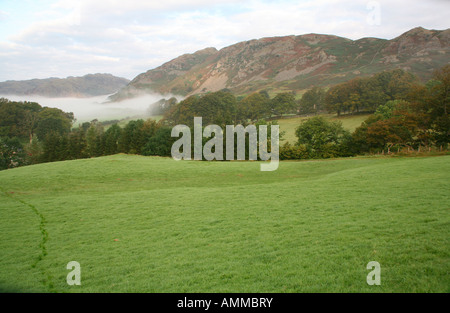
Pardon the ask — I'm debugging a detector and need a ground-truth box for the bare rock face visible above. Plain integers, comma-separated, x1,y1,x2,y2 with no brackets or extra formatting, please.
110,27,450,100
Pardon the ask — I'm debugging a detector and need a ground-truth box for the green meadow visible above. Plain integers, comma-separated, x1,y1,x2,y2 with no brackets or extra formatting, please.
277,113,371,144
0,154,449,292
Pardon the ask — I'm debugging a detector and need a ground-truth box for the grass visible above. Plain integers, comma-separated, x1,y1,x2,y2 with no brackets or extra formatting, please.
277,113,371,144
0,154,449,292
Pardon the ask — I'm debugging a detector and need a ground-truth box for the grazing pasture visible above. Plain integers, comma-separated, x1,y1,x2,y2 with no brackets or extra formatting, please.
0,154,448,292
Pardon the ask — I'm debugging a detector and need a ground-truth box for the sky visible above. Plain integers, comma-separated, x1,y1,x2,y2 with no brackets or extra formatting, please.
0,0,449,82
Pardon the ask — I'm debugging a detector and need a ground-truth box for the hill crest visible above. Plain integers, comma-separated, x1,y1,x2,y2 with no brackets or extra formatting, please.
110,27,449,101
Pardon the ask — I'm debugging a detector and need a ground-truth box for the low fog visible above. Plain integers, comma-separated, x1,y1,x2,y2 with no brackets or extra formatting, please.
1,93,180,125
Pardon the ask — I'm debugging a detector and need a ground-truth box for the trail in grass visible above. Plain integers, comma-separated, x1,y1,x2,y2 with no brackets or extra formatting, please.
0,187,55,292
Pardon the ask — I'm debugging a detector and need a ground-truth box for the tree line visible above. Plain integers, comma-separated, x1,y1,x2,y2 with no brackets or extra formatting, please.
282,65,449,159
159,90,298,126
0,97,179,169
0,65,448,170
159,67,424,122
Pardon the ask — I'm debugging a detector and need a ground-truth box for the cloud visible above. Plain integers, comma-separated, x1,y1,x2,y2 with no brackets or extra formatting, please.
0,0,449,82
0,10,10,20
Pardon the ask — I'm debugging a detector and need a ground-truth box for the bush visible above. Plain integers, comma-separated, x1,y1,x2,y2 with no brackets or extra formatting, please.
295,116,350,158
280,142,309,160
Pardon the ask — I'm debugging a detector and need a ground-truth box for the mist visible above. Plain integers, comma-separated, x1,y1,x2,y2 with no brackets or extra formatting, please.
1,93,181,125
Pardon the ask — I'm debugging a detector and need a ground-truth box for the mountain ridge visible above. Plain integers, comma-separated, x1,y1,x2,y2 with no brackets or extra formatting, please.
0,73,130,98
109,26,449,101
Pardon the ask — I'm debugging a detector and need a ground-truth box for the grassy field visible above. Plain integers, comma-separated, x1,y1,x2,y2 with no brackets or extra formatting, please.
0,154,449,293
278,114,372,144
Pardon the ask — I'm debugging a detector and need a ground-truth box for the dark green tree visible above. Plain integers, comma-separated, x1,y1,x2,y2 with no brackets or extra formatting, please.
118,120,147,154
35,107,73,140
142,127,175,156
299,87,326,115
237,92,270,122
41,132,64,163
103,124,122,155
295,116,350,158
67,129,87,160
270,92,296,117
86,121,104,157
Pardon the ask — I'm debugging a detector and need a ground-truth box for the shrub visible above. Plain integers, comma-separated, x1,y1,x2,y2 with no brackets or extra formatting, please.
280,142,309,160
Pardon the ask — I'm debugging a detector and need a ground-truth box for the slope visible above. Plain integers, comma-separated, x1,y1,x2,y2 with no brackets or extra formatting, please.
0,155,448,292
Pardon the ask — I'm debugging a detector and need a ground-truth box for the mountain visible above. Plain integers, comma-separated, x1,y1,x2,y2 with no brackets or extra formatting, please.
0,73,130,98
109,27,450,101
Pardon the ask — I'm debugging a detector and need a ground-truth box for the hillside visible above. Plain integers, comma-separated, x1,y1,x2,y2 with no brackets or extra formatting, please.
110,27,450,101
0,73,130,98
0,155,448,292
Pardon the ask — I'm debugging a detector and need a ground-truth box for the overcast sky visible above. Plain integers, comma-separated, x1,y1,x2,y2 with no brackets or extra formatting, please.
0,0,449,82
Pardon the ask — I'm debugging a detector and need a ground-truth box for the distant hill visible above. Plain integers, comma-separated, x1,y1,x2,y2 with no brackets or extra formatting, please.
0,73,130,98
109,26,450,101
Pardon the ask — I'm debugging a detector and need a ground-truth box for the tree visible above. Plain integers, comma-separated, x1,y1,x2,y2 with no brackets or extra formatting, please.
237,92,270,122
35,107,73,140
163,95,198,126
162,91,237,127
352,114,382,152
270,92,296,116
432,65,449,115
374,100,407,119
352,100,423,153
24,136,43,165
325,84,349,116
67,129,87,160
142,127,175,156
406,65,450,148
0,137,26,170
358,78,388,112
299,87,326,115
103,124,122,155
324,69,419,116
0,99,42,139
426,66,450,147
85,121,104,157
295,116,350,157
21,111,39,144
377,68,418,100
119,120,146,154
191,91,237,126
366,114,419,152
41,132,65,163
